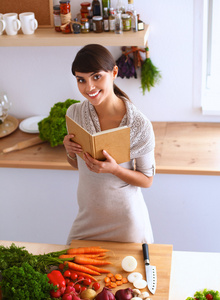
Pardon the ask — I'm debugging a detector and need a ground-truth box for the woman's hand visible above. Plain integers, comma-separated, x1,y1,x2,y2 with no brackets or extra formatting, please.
63,134,82,156
84,150,119,174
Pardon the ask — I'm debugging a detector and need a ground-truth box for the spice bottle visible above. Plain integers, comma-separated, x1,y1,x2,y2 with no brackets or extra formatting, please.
115,12,122,34
59,0,71,33
109,8,115,32
93,16,103,32
87,6,93,31
92,0,101,16
80,2,90,18
81,18,90,32
103,7,109,31
122,13,131,31
72,17,81,34
53,5,61,32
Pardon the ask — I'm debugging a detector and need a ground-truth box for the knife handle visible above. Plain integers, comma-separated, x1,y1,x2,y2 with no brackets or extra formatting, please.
142,243,150,265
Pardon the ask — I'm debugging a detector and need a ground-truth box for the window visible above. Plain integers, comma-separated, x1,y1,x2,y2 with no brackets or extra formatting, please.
201,0,220,115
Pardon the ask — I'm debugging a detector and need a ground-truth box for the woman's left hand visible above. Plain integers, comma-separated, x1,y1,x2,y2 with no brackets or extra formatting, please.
84,150,118,174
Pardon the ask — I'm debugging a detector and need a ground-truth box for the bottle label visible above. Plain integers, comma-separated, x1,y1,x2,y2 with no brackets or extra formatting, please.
109,19,115,31
104,19,109,31
54,15,61,26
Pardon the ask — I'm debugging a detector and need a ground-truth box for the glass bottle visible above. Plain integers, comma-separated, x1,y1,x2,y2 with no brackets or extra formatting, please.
109,7,115,32
59,0,71,33
103,7,109,31
115,12,122,34
132,9,138,32
92,0,101,16
72,17,81,34
126,0,135,14
87,6,93,31
102,0,110,15
53,5,61,32
80,2,90,18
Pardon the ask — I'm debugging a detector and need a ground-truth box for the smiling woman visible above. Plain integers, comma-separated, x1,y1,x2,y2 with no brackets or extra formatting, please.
63,44,156,245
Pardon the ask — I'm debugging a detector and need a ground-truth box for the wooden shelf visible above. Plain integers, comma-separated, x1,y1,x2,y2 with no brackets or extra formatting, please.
0,25,149,47
1,120,220,175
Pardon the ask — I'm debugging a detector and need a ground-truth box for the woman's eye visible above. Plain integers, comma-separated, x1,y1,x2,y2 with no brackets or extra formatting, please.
77,78,85,83
94,74,101,80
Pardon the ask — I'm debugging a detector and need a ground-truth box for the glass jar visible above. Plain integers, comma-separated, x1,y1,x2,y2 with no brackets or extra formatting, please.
53,5,61,32
81,18,90,33
92,16,103,33
59,0,71,33
72,17,81,34
80,2,90,18
122,13,131,31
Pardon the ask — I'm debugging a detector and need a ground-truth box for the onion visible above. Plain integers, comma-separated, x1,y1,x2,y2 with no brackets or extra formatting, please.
96,287,115,300
115,288,133,300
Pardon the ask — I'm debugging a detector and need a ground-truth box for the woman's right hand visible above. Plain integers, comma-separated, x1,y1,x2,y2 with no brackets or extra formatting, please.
63,134,82,156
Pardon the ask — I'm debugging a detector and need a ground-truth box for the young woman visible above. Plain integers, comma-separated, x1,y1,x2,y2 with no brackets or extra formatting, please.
63,44,155,244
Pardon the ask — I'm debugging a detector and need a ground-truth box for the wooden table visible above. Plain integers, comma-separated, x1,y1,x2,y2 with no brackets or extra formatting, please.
1,120,220,175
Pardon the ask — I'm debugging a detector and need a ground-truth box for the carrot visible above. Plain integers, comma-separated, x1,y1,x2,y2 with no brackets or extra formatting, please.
121,278,128,284
104,277,111,283
115,274,122,280
69,270,98,282
67,247,109,255
107,273,114,277
65,261,101,275
110,276,116,282
116,281,123,286
74,255,112,266
59,254,103,259
84,265,111,273
110,282,117,288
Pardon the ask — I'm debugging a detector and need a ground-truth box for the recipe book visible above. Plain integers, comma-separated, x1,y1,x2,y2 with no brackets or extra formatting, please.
66,115,130,164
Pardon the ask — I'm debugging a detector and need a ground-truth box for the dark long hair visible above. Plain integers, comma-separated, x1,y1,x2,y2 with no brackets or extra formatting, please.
72,44,130,101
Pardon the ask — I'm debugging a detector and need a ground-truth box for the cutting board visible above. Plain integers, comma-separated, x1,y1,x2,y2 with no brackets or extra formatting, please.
70,240,173,300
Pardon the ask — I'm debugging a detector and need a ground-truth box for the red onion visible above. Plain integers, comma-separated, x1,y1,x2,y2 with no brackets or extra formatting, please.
115,288,133,300
96,287,115,300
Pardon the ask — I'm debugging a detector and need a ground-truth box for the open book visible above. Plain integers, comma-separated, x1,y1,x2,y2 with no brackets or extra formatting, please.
66,115,130,164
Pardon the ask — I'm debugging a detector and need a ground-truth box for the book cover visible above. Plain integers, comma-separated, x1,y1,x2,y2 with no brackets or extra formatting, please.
66,115,130,164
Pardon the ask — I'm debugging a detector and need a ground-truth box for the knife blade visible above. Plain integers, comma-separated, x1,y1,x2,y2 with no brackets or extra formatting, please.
142,243,157,294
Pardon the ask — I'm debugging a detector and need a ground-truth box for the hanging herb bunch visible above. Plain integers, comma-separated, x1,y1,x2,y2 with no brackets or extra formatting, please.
116,45,162,95
141,46,162,95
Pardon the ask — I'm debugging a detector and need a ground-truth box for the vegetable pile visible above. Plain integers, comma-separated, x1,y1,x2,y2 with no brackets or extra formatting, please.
186,289,220,300
38,99,80,147
0,244,151,300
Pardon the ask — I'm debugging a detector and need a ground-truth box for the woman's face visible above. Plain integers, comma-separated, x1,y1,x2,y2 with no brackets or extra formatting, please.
75,66,118,107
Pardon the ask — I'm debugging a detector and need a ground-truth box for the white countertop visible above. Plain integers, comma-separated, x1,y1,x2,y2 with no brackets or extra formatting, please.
1,241,220,299
169,250,220,299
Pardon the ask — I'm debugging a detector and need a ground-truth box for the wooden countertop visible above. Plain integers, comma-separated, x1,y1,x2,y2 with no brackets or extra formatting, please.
1,120,220,175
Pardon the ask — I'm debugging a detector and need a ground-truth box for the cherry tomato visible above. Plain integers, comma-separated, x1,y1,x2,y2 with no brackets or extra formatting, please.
67,281,75,287
78,275,84,281
50,289,62,298
64,270,72,278
92,282,101,291
81,286,87,292
65,278,70,285
206,294,213,300
74,283,81,293
83,278,92,286
71,272,78,281
59,263,65,270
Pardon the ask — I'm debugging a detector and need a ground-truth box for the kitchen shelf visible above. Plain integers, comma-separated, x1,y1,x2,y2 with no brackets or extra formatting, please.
1,121,220,175
0,25,149,47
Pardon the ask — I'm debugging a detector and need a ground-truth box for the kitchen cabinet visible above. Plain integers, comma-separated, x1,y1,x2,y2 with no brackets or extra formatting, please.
0,26,149,47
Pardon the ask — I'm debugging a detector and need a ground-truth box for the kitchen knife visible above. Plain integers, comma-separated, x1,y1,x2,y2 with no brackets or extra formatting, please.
142,243,157,294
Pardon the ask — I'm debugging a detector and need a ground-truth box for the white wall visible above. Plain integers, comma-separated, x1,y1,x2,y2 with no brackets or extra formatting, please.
1,0,220,252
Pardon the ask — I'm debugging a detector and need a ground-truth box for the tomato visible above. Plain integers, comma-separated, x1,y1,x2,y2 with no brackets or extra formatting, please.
206,294,213,300
64,270,72,278
71,272,78,281
83,278,92,286
59,263,65,270
81,286,87,292
92,282,101,291
74,283,81,293
65,278,70,285
78,275,84,281
50,289,62,298
67,281,75,287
